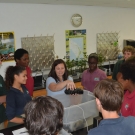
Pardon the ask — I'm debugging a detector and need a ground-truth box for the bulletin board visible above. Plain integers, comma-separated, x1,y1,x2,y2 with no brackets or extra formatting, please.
65,29,86,60
0,32,15,61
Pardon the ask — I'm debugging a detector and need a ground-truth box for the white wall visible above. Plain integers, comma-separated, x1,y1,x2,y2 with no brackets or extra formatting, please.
0,3,135,77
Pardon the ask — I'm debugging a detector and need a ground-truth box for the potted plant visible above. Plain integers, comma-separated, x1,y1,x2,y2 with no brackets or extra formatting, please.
65,60,72,75
65,54,88,77
97,53,106,68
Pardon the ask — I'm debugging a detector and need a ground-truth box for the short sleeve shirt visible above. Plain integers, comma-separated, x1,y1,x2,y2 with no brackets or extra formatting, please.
6,85,32,120
46,76,73,97
88,116,135,135
25,66,34,96
121,90,135,117
81,68,107,92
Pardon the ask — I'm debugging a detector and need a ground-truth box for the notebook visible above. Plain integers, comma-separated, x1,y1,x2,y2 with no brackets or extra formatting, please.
12,127,28,135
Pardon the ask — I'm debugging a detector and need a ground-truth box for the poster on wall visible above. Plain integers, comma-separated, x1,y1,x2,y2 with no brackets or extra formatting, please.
0,32,15,62
65,29,86,60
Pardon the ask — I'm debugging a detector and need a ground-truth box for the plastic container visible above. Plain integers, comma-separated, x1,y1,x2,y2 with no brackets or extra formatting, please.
59,128,72,135
53,90,99,132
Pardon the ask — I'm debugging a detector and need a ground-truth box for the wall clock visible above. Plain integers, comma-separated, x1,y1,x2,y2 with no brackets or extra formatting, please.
71,14,82,27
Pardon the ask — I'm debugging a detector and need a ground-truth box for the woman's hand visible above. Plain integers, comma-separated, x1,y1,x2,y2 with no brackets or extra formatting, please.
10,117,24,124
48,78,76,92
66,80,76,90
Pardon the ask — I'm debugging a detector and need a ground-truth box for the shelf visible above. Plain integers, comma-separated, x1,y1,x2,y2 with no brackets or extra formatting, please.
102,60,117,66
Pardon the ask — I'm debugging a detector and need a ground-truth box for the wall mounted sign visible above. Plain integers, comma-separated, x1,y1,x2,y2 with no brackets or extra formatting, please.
0,32,15,61
65,29,86,60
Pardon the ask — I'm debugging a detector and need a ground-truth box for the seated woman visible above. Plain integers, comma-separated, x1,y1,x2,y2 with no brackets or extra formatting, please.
46,59,76,97
5,66,32,127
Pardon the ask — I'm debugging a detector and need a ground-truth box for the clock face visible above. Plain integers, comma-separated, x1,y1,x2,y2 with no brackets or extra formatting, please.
71,14,82,27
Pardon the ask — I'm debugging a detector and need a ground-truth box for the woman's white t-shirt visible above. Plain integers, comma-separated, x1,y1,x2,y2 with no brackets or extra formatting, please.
46,76,73,97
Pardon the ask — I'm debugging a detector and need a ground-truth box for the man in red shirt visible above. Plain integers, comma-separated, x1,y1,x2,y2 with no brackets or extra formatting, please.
117,56,135,116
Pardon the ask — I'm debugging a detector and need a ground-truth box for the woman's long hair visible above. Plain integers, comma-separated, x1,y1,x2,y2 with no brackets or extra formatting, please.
48,59,68,82
5,66,26,89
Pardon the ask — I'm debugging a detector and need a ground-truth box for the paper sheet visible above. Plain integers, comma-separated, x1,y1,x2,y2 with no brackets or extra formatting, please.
12,127,29,135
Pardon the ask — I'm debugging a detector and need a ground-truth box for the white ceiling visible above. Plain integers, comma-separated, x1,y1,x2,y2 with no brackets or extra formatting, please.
0,0,135,9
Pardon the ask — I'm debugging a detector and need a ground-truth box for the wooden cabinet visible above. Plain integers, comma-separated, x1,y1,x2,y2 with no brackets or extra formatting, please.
75,82,83,89
33,89,47,97
107,76,112,79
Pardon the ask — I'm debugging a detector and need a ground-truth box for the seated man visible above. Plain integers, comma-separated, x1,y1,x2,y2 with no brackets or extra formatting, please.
88,79,135,135
24,96,64,135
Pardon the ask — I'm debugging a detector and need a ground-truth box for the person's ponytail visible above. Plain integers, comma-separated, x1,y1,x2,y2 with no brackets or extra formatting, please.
5,66,26,89
5,66,14,89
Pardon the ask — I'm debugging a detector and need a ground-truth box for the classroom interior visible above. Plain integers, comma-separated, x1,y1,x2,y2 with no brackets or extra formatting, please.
0,0,135,134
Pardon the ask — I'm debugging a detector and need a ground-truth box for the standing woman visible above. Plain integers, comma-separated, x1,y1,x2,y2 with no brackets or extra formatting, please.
14,48,34,96
5,66,32,127
46,59,76,97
